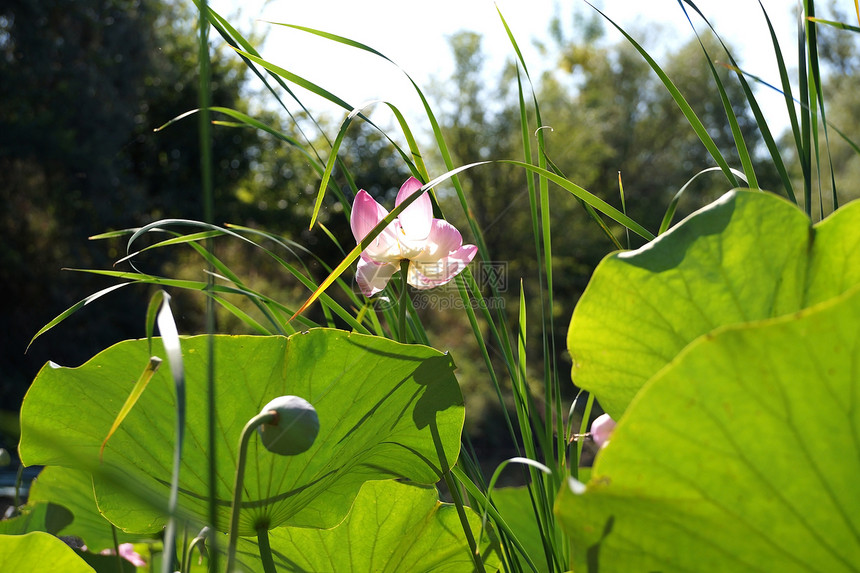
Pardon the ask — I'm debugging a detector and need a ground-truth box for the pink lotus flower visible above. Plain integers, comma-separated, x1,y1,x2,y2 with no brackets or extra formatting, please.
590,413,616,448
99,543,147,567
351,177,478,297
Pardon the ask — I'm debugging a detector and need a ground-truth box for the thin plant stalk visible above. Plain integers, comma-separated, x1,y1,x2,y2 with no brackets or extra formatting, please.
195,0,220,569
111,525,123,573
399,259,409,343
158,294,186,573
256,527,278,573
225,411,278,572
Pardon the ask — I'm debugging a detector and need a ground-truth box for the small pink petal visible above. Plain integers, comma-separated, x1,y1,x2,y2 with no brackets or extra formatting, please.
409,245,477,289
351,190,398,257
350,190,385,242
591,413,616,448
395,177,432,241
118,544,147,567
412,219,466,262
356,255,398,297
100,543,147,567
448,244,478,266
406,262,440,290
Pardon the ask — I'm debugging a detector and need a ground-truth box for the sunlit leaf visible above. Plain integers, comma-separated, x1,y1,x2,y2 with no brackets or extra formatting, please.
557,284,860,572
491,486,548,570
19,330,464,537
100,357,162,460
27,466,148,552
235,480,501,572
0,532,95,572
0,501,72,536
568,191,860,417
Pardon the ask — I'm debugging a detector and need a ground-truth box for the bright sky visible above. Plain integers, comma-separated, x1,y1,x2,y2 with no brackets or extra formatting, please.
211,0,801,131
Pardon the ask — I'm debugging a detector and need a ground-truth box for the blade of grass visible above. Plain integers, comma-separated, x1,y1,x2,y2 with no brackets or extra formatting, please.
196,0,332,156
659,166,748,234
710,57,796,201
499,161,655,240
156,107,325,174
310,104,365,230
807,16,860,32
156,292,185,573
195,4,220,561
309,98,432,229
479,457,552,568
514,68,563,485
618,172,630,250
209,293,286,335
585,1,739,188
262,22,431,183
798,0,813,215
26,283,132,350
116,224,289,334
222,224,380,335
119,219,370,332
228,48,420,221
512,285,538,467
513,284,561,573
575,393,596,476
805,5,839,214
502,14,576,513
100,356,162,461
203,3,394,227
720,63,860,159
68,268,319,330
453,276,518,450
112,230,224,266
544,154,624,250
450,466,542,573
264,23,433,180
678,1,758,189
753,0,803,170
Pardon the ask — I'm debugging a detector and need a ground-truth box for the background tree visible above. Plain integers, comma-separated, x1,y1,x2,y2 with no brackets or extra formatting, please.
784,1,860,210
0,0,260,411
543,16,783,233
427,15,785,438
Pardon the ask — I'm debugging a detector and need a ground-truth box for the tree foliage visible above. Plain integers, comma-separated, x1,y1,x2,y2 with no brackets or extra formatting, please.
0,0,259,409
429,16,785,420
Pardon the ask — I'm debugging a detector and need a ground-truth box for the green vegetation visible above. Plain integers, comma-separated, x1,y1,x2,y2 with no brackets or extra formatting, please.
2,0,860,571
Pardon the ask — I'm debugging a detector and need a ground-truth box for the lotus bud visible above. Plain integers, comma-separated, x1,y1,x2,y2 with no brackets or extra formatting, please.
590,413,616,448
257,396,319,456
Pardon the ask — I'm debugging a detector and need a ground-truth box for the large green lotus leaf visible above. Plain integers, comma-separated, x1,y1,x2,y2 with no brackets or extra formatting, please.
567,191,860,417
491,486,547,571
234,480,502,572
19,329,464,536
0,501,72,536
0,532,95,572
27,466,148,551
556,284,860,572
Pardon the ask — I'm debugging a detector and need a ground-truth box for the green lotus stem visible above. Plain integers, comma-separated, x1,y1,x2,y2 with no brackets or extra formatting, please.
442,470,485,572
256,526,278,573
111,524,122,573
226,410,277,572
12,464,23,516
182,527,210,573
399,259,409,342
